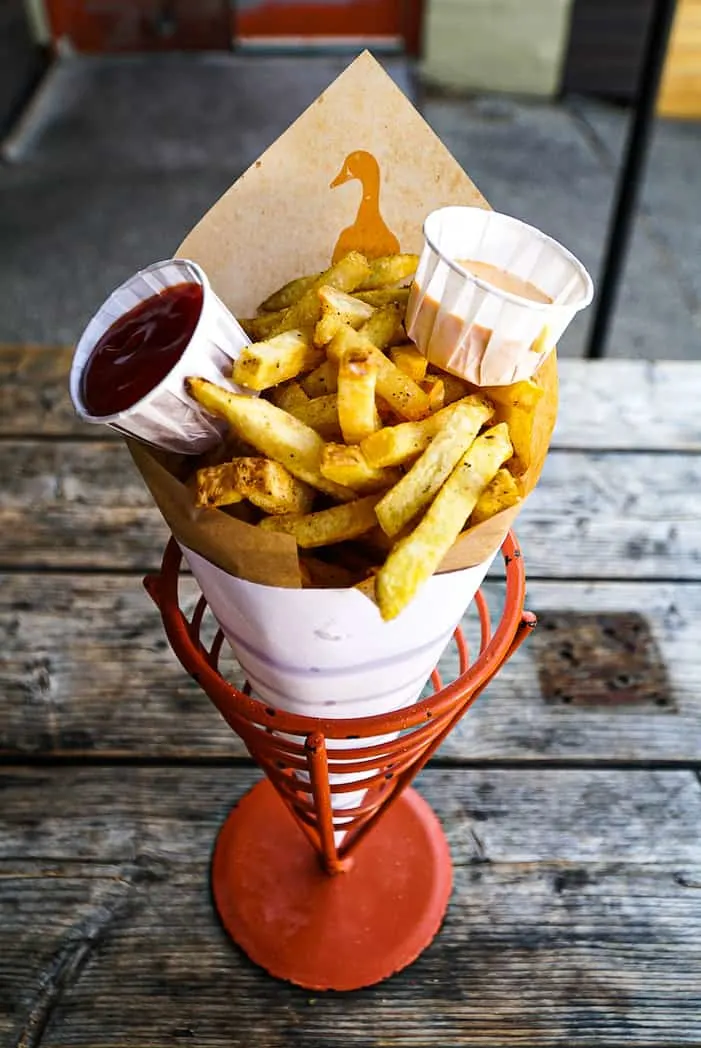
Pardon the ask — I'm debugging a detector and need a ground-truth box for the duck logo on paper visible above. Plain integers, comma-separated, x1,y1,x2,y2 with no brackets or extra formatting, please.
330,151,400,262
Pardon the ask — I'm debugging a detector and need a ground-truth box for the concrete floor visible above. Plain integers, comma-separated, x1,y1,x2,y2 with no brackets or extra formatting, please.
1,53,700,359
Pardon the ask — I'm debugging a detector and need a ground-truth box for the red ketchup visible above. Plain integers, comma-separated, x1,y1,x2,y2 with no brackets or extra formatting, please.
80,281,203,417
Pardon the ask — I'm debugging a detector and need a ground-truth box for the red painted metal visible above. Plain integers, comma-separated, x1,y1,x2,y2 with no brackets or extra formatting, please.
144,530,533,989
233,0,405,43
45,1,231,53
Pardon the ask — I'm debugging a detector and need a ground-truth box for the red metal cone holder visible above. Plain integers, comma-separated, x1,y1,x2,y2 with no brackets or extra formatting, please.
145,531,534,991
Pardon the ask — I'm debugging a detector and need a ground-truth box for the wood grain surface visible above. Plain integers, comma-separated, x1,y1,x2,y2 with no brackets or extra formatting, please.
2,574,700,762
4,347,701,1047
2,766,700,1048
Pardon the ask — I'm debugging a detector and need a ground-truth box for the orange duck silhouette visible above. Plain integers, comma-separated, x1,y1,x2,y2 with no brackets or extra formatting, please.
330,150,400,262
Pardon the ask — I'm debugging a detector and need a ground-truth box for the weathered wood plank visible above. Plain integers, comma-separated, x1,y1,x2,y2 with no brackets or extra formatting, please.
2,766,700,1047
4,440,701,578
2,346,701,451
555,360,701,451
2,575,700,762
4,440,168,570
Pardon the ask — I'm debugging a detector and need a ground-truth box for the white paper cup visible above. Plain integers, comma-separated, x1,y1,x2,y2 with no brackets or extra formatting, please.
406,206,593,386
181,543,498,839
69,258,253,454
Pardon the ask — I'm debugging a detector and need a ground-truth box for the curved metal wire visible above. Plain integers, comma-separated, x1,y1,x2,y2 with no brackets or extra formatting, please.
144,532,533,873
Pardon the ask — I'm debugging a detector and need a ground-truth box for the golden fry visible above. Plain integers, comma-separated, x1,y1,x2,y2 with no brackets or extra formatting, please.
358,254,418,290
481,378,543,474
232,329,323,390
314,286,374,346
360,407,457,469
194,464,244,508
320,443,400,494
360,394,492,468
328,325,430,421
259,273,318,312
354,287,410,308
337,347,380,444
357,303,405,350
269,380,310,412
482,378,543,413
240,309,287,342
436,371,472,405
375,399,494,537
195,457,314,515
268,252,371,337
376,424,513,620
258,495,381,548
389,344,427,383
185,378,354,501
422,376,445,413
469,468,521,525
300,359,338,397
286,393,341,441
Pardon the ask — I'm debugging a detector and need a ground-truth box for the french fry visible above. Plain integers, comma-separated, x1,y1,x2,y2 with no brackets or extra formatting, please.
300,359,338,397
196,457,314,515
328,325,430,421
359,394,492,468
357,303,405,350
430,369,471,405
375,399,495,537
337,347,380,444
422,376,445,413
354,287,410,308
232,329,323,390
240,309,287,342
469,468,521,525
390,344,427,383
481,378,544,474
320,443,400,494
185,378,355,501
286,393,341,441
482,378,544,413
269,379,310,412
194,464,244,508
358,253,418,290
258,495,381,548
376,424,513,620
259,273,319,312
268,252,371,337
314,286,374,346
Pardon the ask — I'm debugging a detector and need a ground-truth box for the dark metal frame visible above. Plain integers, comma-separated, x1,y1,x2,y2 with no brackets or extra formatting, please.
586,0,678,358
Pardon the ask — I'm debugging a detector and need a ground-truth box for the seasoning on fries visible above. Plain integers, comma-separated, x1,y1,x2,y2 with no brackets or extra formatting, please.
186,249,541,619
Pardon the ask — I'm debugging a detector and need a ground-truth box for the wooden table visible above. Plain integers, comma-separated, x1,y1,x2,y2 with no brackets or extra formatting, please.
2,349,701,1047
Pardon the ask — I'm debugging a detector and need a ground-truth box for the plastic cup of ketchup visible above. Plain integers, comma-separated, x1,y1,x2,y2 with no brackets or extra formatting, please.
69,258,253,454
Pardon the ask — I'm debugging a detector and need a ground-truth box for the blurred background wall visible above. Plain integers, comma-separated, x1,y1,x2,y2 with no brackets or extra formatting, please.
5,0,700,117
2,0,699,358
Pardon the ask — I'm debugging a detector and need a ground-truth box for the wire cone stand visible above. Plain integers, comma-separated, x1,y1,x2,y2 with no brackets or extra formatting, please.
145,532,534,991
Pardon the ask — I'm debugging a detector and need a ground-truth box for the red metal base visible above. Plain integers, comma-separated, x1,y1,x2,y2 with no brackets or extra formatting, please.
211,779,452,991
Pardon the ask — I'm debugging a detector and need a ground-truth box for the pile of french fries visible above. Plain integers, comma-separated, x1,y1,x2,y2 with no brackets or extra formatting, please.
186,250,543,620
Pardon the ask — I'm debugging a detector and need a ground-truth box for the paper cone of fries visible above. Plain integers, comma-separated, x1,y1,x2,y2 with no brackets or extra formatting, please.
112,53,560,821
181,541,497,840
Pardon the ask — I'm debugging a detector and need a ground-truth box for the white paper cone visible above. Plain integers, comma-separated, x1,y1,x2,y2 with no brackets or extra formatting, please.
181,543,498,841
406,206,593,386
69,259,253,454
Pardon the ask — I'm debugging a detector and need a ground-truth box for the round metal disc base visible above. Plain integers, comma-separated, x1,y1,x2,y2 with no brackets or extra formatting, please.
211,779,453,991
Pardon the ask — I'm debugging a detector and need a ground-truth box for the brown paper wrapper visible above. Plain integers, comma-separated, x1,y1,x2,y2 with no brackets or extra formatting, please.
128,51,558,589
